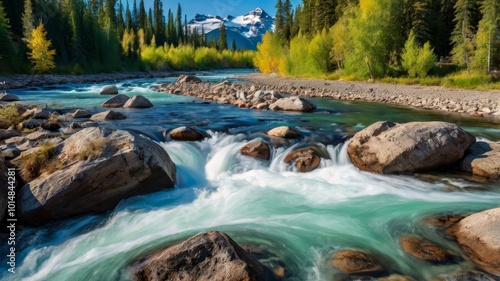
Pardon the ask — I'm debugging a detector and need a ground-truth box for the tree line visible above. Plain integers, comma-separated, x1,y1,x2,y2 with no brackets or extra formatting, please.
256,0,500,80
0,0,247,74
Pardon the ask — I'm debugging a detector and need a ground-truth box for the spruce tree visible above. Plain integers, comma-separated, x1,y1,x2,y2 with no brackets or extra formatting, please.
176,4,184,44
22,0,34,41
451,0,476,70
219,23,227,50
471,0,499,72
283,0,292,42
146,8,153,45
0,0,16,72
138,0,147,31
125,1,133,30
231,39,237,51
275,0,284,40
117,0,125,39
153,0,166,46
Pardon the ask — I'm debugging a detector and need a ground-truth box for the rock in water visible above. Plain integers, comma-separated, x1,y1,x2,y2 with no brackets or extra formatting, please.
347,121,476,174
267,126,301,138
451,207,500,275
330,250,383,274
18,127,176,225
399,236,453,263
269,97,317,112
131,231,279,281
241,140,271,160
99,85,118,95
460,141,500,180
123,95,154,108
91,110,127,120
169,126,205,141
284,147,323,173
176,75,202,84
0,93,20,102
102,94,130,108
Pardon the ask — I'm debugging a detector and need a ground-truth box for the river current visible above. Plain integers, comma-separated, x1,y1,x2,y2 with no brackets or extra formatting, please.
2,70,500,280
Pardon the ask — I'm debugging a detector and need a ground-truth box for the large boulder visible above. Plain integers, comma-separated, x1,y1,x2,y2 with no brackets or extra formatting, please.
72,109,92,119
267,126,301,139
347,121,476,174
169,126,205,141
176,75,202,84
241,140,271,160
451,207,500,275
99,85,118,95
284,147,323,173
269,97,317,112
460,141,500,180
399,236,453,263
131,231,279,281
330,250,383,275
91,110,127,120
102,94,130,108
18,127,176,224
123,95,154,109
0,93,20,102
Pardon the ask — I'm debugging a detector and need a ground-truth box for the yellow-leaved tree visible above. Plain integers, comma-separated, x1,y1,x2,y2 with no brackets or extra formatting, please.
26,22,56,73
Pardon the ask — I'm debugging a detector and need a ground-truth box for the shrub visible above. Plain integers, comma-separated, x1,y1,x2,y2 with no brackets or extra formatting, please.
20,142,58,181
401,30,437,78
75,138,107,161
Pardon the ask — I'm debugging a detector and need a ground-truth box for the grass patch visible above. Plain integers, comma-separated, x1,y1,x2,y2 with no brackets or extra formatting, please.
74,138,107,161
442,73,500,90
20,142,60,182
0,105,27,127
380,77,442,86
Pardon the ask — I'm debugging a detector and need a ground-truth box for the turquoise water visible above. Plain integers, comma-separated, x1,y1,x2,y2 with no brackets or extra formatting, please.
2,70,500,280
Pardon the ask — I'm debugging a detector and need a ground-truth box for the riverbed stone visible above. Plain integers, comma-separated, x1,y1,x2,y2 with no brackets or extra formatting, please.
267,126,301,139
240,140,270,160
91,110,127,120
347,121,476,174
20,119,49,129
460,141,500,180
169,126,204,141
451,207,500,275
41,122,61,132
123,95,154,108
0,129,22,140
18,127,176,225
399,236,453,263
0,93,20,102
131,231,279,281
102,94,130,108
284,147,323,173
72,109,92,119
176,75,202,84
269,97,317,112
99,85,118,95
2,147,20,160
330,250,384,274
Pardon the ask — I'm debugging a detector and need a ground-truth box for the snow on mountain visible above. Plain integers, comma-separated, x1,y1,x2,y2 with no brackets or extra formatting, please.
187,7,274,50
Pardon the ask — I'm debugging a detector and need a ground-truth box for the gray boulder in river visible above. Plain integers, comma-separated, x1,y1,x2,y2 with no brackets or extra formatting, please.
347,121,476,174
123,95,154,108
130,231,280,281
99,85,118,95
460,141,500,180
269,96,317,112
18,127,176,225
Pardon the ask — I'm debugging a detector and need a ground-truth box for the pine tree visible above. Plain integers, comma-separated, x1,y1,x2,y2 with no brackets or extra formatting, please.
231,39,237,51
219,23,227,50
471,0,499,73
26,22,56,73
133,0,138,28
167,9,176,45
105,0,117,29
117,0,125,39
138,0,147,30
146,8,153,45
451,0,476,70
125,1,133,30
275,0,284,40
176,3,184,44
283,0,292,42
0,0,16,71
22,0,34,41
153,0,166,46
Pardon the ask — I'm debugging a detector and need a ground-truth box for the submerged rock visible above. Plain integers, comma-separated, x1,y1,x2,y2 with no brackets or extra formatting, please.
102,94,130,108
347,121,476,174
267,126,301,139
269,97,317,112
169,126,204,141
18,127,176,225
284,147,323,173
460,141,500,180
399,236,454,263
241,140,271,160
131,231,279,281
451,207,500,275
99,85,118,95
0,93,20,102
330,250,384,275
176,75,202,84
91,110,127,120
123,95,154,109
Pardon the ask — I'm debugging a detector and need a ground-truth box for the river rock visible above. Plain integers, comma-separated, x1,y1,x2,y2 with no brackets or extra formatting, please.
91,110,127,120
347,121,476,174
18,127,176,225
399,236,453,263
330,250,383,274
169,126,204,141
240,140,270,160
451,207,500,275
460,141,500,180
0,129,22,140
284,147,322,173
254,90,283,101
2,147,21,160
267,126,301,138
176,75,202,84
269,97,317,112
131,231,279,281
376,274,416,281
0,93,20,102
41,122,61,131
102,94,130,108
123,95,154,108
20,119,48,129
22,108,51,119
99,85,118,95
72,109,92,118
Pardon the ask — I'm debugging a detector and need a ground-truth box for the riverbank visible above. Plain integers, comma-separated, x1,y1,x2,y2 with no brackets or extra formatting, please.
239,73,500,121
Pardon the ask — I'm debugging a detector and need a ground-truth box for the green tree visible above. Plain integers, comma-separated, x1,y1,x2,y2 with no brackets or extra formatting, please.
26,22,56,73
231,39,237,51
0,0,16,72
401,29,437,77
470,0,499,73
138,0,147,30
153,0,166,46
219,23,227,50
22,0,34,40
450,0,476,70
176,3,184,44
117,0,125,39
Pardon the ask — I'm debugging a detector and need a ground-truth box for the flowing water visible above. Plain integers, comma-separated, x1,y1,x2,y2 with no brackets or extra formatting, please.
2,70,500,281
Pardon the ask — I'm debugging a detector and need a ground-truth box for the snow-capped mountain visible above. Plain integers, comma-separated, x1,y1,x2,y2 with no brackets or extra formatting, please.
187,8,274,50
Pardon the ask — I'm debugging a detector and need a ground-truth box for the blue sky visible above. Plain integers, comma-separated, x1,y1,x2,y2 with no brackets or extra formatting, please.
132,0,302,20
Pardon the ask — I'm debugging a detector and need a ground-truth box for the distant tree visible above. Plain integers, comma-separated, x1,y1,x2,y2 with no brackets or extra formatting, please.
275,0,284,40
138,0,147,30
125,1,133,30
471,0,499,73
176,4,183,44
283,0,292,42
153,0,166,46
0,0,16,71
117,0,125,39
21,0,34,41
26,22,56,73
451,0,476,71
219,23,227,50
401,29,437,77
231,39,237,51
146,8,153,44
